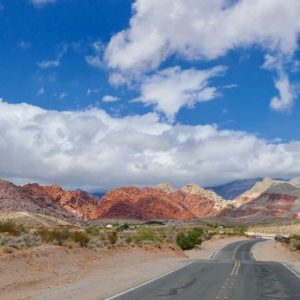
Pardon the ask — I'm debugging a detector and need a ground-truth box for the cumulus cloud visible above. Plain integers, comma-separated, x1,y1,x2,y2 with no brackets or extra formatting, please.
105,0,300,71
136,66,226,120
105,0,300,112
1,99,300,190
102,95,120,103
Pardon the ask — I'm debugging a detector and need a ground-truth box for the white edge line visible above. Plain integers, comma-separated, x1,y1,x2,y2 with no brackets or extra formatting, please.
105,260,195,300
209,250,216,260
282,263,300,279
250,244,256,261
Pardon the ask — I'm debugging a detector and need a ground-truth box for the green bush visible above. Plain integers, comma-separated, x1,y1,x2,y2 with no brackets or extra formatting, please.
117,224,129,231
85,226,101,236
176,228,203,250
234,225,248,236
0,221,22,236
133,227,162,243
144,221,165,226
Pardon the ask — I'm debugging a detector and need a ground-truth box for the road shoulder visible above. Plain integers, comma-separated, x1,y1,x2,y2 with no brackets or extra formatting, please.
252,239,300,275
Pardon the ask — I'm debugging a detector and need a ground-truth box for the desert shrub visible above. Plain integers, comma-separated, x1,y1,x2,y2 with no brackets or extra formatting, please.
37,229,89,247
132,227,162,243
234,225,248,236
176,228,203,250
85,226,101,236
144,221,165,226
0,221,22,236
117,224,129,231
107,230,118,245
72,231,90,247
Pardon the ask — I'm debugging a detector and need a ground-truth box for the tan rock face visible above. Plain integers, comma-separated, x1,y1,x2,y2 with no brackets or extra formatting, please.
232,177,283,207
221,182,300,219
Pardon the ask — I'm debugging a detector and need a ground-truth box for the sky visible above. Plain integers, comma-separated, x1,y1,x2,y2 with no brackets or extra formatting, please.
1,0,300,191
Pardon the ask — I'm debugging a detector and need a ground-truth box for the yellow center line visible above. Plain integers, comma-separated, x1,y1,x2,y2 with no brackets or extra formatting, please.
234,260,241,276
230,260,241,276
230,260,238,276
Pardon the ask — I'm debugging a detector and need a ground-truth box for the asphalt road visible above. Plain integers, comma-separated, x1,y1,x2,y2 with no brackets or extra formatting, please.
108,239,300,300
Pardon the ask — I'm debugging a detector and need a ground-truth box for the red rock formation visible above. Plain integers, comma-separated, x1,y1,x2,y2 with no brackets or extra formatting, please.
23,184,100,220
0,180,76,220
97,184,224,220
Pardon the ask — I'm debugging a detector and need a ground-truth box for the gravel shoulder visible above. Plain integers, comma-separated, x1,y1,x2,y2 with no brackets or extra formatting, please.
252,239,300,274
0,236,244,300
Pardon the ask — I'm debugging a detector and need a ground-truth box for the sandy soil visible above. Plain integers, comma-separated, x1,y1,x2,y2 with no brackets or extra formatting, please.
185,236,247,259
0,236,244,300
253,240,300,274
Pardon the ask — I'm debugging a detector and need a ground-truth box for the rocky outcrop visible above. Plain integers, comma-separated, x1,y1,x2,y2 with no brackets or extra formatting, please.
221,182,300,219
23,184,100,220
1,177,300,221
0,180,76,220
98,183,228,220
0,180,100,221
232,177,283,207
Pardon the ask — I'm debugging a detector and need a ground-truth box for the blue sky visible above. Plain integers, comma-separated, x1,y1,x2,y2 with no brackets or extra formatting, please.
1,0,300,190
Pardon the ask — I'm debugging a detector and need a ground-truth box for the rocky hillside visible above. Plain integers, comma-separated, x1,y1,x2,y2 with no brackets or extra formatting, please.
1,177,300,221
0,180,100,221
232,177,283,206
222,180,300,219
95,183,228,220
23,184,100,220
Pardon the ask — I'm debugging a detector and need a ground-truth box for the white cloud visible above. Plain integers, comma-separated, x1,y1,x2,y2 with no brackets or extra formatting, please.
37,45,67,69
37,59,60,68
105,0,300,112
1,99,300,190
30,0,56,7
102,95,120,103
270,75,295,111
262,54,298,111
136,66,225,120
85,55,103,69
106,0,300,72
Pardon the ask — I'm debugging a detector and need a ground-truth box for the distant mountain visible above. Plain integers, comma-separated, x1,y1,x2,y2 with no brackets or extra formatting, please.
222,181,300,219
208,178,263,200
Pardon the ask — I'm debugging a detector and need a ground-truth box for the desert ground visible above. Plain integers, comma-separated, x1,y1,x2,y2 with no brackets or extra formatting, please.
0,236,244,300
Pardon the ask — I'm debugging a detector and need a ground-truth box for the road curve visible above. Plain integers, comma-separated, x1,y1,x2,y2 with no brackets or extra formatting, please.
107,239,300,300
